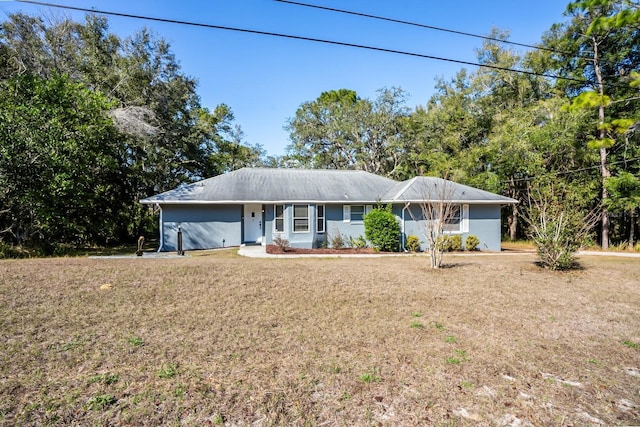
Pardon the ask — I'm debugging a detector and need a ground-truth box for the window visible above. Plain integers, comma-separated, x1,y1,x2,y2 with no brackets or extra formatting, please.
293,204,309,232
274,204,284,233
343,205,373,223
443,205,461,232
350,205,365,222
317,205,325,233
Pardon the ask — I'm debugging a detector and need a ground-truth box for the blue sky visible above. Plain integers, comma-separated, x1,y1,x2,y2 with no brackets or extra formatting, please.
1,0,571,156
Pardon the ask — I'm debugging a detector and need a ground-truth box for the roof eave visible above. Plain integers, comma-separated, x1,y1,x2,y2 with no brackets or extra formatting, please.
140,199,388,205
384,199,519,205
141,198,518,205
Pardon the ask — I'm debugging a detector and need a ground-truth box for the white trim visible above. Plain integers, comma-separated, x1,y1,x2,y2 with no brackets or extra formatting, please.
388,199,517,205
390,176,419,200
343,205,350,223
158,205,164,252
442,204,462,234
292,204,310,233
401,202,411,251
142,198,517,205
273,204,285,234
462,204,469,233
316,204,326,233
365,205,373,214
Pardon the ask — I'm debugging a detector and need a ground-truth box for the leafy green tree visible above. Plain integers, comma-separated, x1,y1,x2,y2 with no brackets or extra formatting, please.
286,87,410,177
0,12,264,249
405,32,561,240
0,74,127,249
286,89,361,170
479,97,596,239
540,0,640,248
404,69,484,182
604,171,640,247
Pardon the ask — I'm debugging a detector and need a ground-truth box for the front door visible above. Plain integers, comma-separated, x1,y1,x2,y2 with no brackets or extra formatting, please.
243,204,262,243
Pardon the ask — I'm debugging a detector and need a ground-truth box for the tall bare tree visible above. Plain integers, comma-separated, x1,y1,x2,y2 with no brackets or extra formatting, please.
407,177,459,269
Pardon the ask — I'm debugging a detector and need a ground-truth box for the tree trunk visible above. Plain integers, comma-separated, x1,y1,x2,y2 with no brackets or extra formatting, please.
507,178,518,241
593,37,610,249
509,203,518,241
600,146,610,249
630,210,636,250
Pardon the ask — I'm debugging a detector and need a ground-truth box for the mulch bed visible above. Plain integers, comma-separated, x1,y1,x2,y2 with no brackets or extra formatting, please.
266,245,384,254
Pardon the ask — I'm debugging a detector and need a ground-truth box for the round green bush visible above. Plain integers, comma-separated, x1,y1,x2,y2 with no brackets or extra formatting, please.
449,235,462,251
364,206,400,252
465,235,480,251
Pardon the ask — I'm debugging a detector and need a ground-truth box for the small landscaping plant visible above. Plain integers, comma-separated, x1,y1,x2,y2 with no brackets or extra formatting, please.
465,235,480,251
328,230,347,249
272,235,290,252
449,235,462,251
436,235,462,252
435,236,450,252
406,235,421,252
349,235,367,250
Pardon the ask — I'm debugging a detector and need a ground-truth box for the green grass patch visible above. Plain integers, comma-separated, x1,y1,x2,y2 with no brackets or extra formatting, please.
86,394,117,411
431,321,445,331
128,337,144,346
88,373,119,385
157,364,177,379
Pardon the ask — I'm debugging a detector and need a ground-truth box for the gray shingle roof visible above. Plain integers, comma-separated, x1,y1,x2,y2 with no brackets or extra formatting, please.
382,176,518,204
140,168,517,205
140,168,398,204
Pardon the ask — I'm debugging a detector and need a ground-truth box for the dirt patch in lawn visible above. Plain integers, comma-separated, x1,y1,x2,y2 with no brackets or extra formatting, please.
0,252,638,426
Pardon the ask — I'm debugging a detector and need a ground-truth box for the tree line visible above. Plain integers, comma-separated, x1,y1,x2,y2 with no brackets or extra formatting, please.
285,0,640,248
0,13,266,253
1,0,638,254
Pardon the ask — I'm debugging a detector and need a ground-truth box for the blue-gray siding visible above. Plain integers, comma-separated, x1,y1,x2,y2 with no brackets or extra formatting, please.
399,204,502,251
467,204,502,251
161,204,241,251
158,202,504,252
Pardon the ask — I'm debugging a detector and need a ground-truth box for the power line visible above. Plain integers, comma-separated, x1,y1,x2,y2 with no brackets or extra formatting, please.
14,0,597,87
275,0,593,61
501,156,640,185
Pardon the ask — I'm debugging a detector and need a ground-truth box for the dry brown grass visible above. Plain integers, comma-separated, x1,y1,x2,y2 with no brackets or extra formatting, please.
0,251,639,426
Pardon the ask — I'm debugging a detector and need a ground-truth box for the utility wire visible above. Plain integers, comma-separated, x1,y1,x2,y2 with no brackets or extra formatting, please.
275,0,593,61
14,0,597,87
500,156,640,184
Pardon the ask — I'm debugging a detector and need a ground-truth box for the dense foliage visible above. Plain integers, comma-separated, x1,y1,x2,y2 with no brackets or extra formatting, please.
0,14,265,253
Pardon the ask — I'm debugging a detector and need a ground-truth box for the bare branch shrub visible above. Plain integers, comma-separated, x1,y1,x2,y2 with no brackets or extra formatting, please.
272,235,290,252
328,229,347,249
408,177,458,269
524,184,599,270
